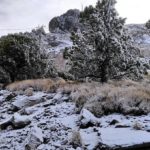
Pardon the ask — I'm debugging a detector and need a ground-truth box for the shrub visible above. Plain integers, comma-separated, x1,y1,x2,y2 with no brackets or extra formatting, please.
0,33,56,83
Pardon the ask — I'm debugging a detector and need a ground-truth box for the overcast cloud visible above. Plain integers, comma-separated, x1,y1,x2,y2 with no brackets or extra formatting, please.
0,0,150,36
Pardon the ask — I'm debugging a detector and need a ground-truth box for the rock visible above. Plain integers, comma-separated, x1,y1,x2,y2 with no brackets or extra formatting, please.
46,94,55,100
109,119,119,125
5,93,16,101
133,122,143,130
61,96,69,102
9,105,20,112
0,118,13,130
53,92,63,101
12,113,31,129
25,126,44,150
49,9,82,33
12,93,46,110
99,128,150,150
24,88,33,96
79,109,100,128
0,113,31,130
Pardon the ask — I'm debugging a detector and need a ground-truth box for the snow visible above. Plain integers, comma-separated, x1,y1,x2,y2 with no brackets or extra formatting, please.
100,128,150,147
30,126,44,142
53,92,63,100
1,90,150,149
80,128,100,150
13,112,30,123
80,108,99,125
142,34,150,44
59,114,78,129
12,92,47,109
48,33,72,54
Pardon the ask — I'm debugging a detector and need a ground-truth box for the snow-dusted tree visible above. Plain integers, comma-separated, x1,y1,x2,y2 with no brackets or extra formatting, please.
64,0,143,82
0,32,57,83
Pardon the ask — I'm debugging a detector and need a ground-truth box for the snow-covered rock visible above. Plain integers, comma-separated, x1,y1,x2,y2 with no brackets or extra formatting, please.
12,92,47,109
25,126,44,150
49,9,81,33
99,128,150,149
0,113,31,130
79,109,100,128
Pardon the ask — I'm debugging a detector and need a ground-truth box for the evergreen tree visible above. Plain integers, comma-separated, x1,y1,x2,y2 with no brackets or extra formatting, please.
64,0,143,82
0,33,57,83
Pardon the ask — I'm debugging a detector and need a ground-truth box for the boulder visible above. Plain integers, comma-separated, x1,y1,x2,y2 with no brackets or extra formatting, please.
49,9,82,33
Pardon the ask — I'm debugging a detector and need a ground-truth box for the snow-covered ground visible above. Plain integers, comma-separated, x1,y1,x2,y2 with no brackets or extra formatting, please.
1,90,150,150
49,33,72,54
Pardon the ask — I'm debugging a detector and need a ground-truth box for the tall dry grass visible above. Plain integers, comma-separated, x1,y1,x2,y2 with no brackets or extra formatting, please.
58,79,150,116
5,77,150,116
6,78,67,92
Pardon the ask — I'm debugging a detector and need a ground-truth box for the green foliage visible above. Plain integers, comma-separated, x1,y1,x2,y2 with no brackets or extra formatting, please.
0,33,55,83
80,5,94,21
65,0,143,82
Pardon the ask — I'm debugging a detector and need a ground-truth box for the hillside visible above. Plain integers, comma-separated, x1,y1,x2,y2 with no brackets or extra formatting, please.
0,5,150,150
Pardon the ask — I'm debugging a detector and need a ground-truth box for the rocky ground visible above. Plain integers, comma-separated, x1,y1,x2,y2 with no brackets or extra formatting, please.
1,89,150,150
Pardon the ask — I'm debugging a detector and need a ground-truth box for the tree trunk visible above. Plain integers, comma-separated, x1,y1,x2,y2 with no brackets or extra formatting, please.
100,57,109,83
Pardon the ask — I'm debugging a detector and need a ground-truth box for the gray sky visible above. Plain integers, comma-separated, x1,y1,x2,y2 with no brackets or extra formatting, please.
0,0,150,36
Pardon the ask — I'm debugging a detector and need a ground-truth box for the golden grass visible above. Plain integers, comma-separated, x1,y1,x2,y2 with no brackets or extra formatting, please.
6,78,68,92
58,79,150,116
5,77,150,116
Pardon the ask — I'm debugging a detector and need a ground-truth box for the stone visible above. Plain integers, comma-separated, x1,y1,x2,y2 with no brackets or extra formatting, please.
109,119,119,125
25,126,44,150
0,113,31,130
5,93,16,101
49,9,82,33
79,109,100,129
24,88,33,96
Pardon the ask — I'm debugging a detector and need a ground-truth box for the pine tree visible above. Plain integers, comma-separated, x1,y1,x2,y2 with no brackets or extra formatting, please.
64,0,143,82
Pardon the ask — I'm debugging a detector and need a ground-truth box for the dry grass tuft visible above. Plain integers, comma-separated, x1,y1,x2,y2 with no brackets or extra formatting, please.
6,78,69,92
59,79,150,116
